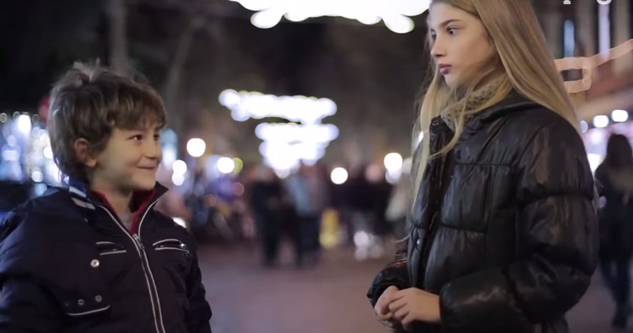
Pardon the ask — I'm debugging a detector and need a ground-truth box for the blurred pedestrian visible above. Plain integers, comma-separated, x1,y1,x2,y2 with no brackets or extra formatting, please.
250,165,285,267
596,134,633,330
285,164,329,265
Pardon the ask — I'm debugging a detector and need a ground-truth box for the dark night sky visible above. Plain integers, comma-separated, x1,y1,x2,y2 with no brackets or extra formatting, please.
0,0,107,108
0,0,429,164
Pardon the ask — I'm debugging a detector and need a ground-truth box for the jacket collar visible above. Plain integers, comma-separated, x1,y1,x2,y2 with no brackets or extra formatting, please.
429,91,541,134
464,91,540,131
67,177,167,215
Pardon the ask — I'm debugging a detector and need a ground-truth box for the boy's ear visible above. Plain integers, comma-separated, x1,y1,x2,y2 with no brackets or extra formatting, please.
73,138,97,168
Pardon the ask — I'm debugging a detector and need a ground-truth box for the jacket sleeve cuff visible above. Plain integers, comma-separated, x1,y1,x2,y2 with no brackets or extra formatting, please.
367,260,409,306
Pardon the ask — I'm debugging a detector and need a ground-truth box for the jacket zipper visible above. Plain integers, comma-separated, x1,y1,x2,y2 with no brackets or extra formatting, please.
137,204,168,333
419,158,446,285
97,201,166,333
418,124,448,287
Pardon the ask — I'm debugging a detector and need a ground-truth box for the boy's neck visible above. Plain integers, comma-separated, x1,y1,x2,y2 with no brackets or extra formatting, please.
89,179,133,219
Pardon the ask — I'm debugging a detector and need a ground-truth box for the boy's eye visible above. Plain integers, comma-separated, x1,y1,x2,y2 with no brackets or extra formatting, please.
131,135,143,141
154,134,161,141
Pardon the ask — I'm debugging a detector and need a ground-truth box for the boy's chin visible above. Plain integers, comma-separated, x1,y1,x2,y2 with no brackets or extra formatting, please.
130,179,157,192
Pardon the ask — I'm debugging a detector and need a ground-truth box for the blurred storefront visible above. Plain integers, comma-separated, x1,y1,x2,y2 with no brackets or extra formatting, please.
540,0,633,119
0,111,56,217
539,1,633,172
0,112,59,186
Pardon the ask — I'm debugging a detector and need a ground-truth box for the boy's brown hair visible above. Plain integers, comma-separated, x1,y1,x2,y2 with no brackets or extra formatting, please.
48,62,167,182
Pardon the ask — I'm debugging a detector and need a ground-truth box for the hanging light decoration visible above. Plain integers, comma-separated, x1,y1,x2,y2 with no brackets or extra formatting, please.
230,0,430,34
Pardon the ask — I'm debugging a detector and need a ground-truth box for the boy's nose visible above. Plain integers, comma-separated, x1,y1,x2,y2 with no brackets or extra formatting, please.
143,141,161,160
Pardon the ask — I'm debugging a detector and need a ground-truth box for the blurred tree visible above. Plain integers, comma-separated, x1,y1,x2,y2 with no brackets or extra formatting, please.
0,0,107,109
106,0,130,75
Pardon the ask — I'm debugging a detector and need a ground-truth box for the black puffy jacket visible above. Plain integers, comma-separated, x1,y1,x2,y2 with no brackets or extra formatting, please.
0,180,212,333
368,93,599,333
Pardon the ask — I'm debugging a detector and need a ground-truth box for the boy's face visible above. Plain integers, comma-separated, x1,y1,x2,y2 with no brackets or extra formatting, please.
88,125,162,193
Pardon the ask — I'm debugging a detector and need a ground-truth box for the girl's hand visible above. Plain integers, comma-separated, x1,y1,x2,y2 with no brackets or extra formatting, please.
388,288,441,327
374,286,399,321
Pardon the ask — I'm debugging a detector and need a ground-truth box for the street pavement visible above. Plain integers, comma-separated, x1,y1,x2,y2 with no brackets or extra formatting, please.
198,244,624,333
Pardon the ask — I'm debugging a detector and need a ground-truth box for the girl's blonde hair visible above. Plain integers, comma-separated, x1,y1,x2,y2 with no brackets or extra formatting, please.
413,0,577,196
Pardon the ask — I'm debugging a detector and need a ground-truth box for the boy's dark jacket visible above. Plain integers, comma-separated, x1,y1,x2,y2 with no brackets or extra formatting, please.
0,180,212,333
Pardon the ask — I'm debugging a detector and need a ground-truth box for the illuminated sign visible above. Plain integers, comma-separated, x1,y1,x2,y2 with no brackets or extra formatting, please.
555,39,633,94
220,89,339,172
220,89,336,124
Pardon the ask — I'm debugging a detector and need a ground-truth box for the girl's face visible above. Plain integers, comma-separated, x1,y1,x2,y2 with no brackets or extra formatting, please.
428,3,497,89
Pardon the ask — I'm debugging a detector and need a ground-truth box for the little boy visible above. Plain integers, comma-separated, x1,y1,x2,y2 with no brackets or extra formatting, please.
0,63,212,333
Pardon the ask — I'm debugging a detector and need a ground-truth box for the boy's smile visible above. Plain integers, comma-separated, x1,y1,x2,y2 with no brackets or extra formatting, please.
86,125,163,195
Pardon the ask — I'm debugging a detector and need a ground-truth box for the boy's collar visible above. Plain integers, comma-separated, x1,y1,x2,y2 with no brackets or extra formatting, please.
67,177,168,212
